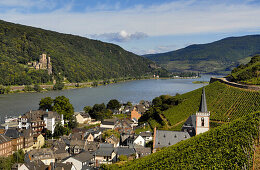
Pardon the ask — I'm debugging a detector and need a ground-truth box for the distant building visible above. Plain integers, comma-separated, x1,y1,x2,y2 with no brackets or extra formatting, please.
4,128,24,152
30,54,52,75
18,110,64,134
100,119,118,129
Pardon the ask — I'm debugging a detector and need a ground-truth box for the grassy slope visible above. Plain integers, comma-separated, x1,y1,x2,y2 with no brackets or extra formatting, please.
147,81,260,131
144,35,260,73
228,55,260,85
107,112,260,169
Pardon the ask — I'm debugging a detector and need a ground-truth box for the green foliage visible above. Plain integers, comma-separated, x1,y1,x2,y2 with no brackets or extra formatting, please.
126,101,132,106
68,116,78,129
92,81,98,87
23,85,34,92
53,82,64,90
0,20,163,86
106,113,260,169
0,85,10,94
88,103,112,121
228,55,260,85
53,123,68,137
12,150,25,163
33,84,42,92
161,81,260,130
83,106,92,113
107,99,121,110
39,97,53,111
118,155,128,162
144,35,260,73
0,157,12,170
53,96,74,120
102,129,120,140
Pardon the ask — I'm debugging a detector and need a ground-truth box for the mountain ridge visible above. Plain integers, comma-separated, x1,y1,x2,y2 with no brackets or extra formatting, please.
144,35,260,74
0,19,166,86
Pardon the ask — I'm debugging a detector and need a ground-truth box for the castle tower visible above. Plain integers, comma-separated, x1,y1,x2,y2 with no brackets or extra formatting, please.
47,56,52,75
196,87,210,135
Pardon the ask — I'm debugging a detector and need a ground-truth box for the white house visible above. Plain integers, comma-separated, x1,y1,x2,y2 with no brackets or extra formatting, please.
43,111,64,134
74,111,91,124
133,135,146,147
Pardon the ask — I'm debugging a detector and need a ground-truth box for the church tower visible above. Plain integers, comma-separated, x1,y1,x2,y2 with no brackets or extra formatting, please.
196,87,210,135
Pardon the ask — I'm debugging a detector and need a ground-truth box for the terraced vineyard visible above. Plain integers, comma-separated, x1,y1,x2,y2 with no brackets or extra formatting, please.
106,112,260,169
161,81,260,129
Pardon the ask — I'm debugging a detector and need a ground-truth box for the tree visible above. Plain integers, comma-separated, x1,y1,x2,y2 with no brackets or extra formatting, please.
83,106,92,113
53,123,66,137
12,150,25,163
89,103,112,120
126,101,132,106
53,82,64,90
33,84,42,92
68,116,78,129
53,96,74,120
39,97,53,111
107,99,121,110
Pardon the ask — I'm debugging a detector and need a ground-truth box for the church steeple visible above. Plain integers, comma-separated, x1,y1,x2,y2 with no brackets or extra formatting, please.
199,87,208,113
196,87,210,135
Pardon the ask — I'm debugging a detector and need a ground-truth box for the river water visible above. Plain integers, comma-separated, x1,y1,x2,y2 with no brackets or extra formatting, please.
0,75,220,121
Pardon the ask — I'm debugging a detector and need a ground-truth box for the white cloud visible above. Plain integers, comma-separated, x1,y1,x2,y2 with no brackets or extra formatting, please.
88,30,148,42
0,0,259,37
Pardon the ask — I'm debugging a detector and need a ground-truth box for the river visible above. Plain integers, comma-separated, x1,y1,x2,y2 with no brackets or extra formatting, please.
0,75,221,121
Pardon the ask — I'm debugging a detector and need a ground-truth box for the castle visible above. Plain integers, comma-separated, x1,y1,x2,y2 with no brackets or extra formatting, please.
29,54,52,75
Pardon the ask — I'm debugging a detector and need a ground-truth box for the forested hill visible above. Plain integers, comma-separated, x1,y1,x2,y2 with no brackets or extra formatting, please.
144,35,260,74
0,20,165,85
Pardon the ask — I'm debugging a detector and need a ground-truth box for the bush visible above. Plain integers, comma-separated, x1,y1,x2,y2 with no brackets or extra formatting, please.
53,82,64,90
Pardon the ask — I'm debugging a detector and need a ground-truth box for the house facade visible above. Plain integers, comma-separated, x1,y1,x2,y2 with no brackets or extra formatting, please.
0,134,12,157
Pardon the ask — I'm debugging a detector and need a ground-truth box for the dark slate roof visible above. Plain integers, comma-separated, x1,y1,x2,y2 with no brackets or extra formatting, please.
50,162,73,170
139,131,152,137
101,119,118,125
21,128,33,138
73,151,94,162
199,87,208,113
154,130,190,149
134,146,151,157
23,160,48,170
95,143,114,156
115,147,136,156
183,115,196,127
0,134,11,144
4,128,20,139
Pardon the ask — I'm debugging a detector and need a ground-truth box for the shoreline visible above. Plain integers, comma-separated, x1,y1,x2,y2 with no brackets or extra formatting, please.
1,76,202,95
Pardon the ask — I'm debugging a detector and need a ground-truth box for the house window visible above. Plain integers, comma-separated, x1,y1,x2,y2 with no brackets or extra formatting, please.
201,117,204,126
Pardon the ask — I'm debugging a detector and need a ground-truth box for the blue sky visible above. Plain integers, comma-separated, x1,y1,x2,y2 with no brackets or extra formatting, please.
0,0,260,54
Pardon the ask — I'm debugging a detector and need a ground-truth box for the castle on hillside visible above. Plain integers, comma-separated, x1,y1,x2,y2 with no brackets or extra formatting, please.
28,54,52,75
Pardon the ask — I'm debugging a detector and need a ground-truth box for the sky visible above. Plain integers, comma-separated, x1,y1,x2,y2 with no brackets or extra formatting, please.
0,0,260,55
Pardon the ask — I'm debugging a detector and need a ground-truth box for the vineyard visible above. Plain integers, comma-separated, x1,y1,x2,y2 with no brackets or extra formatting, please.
106,112,260,169
157,81,260,130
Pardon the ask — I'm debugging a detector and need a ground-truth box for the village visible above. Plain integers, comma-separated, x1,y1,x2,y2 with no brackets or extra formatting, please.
0,88,209,170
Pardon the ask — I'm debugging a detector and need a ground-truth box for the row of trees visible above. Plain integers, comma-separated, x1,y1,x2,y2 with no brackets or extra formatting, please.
84,99,122,121
139,94,182,125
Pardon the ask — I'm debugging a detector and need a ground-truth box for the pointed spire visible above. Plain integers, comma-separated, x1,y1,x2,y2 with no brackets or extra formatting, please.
199,87,208,113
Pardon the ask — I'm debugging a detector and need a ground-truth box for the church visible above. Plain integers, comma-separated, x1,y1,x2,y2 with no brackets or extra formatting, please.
153,87,210,153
